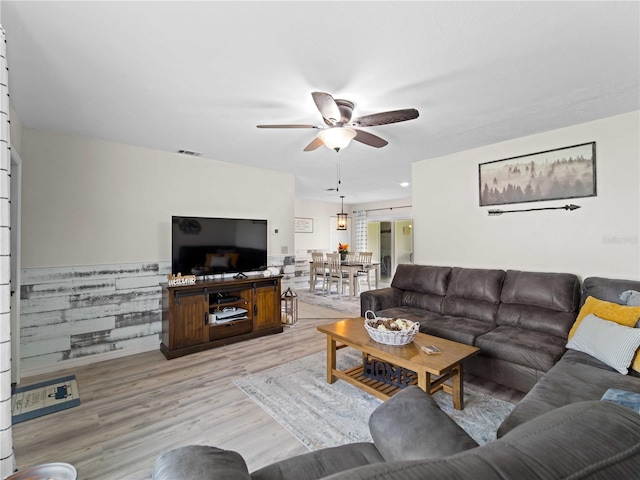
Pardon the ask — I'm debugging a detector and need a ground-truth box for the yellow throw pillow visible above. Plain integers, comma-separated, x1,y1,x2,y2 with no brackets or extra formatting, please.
568,296,640,374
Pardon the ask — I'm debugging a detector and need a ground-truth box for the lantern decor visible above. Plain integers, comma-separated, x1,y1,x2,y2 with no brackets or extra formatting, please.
337,195,348,230
281,287,298,327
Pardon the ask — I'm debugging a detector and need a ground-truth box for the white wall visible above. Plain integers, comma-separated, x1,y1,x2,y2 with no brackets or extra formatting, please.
294,198,349,253
412,111,640,281
350,197,412,222
21,129,295,267
293,197,413,254
17,128,296,373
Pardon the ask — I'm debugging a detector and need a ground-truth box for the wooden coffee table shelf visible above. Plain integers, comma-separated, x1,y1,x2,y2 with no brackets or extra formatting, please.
340,363,411,399
317,318,480,410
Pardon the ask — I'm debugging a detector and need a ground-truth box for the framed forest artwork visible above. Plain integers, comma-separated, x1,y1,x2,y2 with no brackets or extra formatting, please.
479,142,596,207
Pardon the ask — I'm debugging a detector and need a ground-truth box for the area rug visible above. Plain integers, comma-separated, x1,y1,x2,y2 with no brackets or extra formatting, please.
234,349,515,450
296,288,362,317
11,375,80,424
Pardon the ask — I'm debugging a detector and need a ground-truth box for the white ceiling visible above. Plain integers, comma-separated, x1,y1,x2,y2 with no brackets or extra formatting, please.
2,1,639,205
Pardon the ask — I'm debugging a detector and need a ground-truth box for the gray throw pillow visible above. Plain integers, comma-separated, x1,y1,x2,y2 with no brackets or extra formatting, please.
567,313,640,374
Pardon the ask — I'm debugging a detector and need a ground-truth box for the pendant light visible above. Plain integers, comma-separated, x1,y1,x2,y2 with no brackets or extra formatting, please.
337,195,348,230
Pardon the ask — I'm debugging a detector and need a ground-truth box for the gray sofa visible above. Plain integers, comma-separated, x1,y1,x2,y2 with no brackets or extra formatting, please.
360,266,640,436
498,275,640,435
152,385,640,479
360,264,581,393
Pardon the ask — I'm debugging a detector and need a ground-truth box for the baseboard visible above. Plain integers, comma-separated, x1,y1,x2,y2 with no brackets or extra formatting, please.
19,343,160,379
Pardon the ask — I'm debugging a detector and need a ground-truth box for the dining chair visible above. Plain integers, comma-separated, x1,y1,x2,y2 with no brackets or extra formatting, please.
344,253,357,263
355,252,374,292
326,253,351,298
310,251,328,294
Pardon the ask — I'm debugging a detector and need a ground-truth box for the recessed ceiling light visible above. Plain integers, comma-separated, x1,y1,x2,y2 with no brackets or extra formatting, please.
400,182,410,187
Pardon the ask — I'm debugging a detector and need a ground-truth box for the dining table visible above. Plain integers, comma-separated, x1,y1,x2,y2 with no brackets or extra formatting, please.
309,260,381,299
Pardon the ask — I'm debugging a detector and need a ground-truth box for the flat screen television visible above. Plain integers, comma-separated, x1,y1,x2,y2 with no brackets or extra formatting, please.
172,216,268,276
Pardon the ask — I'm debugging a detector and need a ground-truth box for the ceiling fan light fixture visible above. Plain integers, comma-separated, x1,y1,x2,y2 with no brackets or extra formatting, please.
317,127,357,152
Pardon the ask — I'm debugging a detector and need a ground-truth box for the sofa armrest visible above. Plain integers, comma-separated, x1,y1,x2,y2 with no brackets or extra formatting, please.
360,287,403,316
368,386,478,461
251,443,384,480
152,446,250,480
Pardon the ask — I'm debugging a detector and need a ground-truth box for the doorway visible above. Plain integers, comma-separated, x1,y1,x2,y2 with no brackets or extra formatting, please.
367,219,413,282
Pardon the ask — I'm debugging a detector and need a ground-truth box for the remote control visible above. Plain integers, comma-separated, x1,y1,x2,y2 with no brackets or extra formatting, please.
422,345,441,355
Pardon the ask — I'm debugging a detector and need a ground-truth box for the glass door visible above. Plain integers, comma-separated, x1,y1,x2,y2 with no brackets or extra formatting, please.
366,219,413,282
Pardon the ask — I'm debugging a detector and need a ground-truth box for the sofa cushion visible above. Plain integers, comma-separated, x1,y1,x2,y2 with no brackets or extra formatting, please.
500,270,580,312
497,270,580,337
418,316,495,346
496,304,577,338
441,267,505,323
475,326,566,372
497,349,640,437
400,290,445,313
390,264,451,296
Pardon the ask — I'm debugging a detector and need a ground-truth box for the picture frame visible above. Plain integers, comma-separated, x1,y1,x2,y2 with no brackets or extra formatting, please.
294,217,313,233
479,142,596,207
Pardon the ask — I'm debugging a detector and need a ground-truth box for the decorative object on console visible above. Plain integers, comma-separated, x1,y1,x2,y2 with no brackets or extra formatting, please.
488,203,581,216
337,196,348,230
280,287,298,326
166,273,197,287
479,141,596,207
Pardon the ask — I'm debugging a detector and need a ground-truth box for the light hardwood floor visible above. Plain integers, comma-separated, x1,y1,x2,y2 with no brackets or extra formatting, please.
12,302,524,479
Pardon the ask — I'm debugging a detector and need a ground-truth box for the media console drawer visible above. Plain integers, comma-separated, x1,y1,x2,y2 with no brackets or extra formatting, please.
209,318,252,341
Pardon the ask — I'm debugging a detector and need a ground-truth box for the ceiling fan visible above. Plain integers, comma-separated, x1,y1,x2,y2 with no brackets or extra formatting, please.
257,91,419,152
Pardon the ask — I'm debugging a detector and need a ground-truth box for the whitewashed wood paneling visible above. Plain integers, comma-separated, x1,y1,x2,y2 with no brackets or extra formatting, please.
19,258,304,372
20,261,170,371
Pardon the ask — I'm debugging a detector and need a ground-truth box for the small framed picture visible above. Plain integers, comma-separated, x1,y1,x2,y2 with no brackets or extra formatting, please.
294,217,313,233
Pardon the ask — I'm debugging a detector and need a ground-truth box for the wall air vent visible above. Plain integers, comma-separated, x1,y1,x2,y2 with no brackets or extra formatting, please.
177,149,202,156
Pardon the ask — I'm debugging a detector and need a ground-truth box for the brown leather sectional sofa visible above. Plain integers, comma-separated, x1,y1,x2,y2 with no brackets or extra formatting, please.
360,265,640,434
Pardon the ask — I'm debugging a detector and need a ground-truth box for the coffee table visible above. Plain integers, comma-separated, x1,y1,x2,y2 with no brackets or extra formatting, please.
317,318,480,410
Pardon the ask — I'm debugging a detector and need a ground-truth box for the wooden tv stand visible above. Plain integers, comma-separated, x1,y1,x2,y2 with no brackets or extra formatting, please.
160,275,283,359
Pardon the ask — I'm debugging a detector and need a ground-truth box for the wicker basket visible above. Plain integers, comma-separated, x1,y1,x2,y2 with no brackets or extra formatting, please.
364,310,419,346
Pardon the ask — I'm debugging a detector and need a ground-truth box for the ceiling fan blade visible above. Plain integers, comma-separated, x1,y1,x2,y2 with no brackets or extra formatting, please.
311,92,341,124
303,137,324,152
353,129,388,148
351,108,419,127
257,124,319,128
